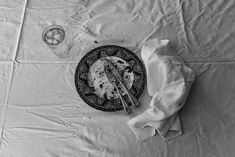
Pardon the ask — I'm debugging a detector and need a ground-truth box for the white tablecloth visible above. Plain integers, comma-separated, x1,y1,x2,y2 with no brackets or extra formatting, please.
1,0,235,157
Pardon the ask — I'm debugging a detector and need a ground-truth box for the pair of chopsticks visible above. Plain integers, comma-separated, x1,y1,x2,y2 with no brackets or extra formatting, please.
103,59,140,114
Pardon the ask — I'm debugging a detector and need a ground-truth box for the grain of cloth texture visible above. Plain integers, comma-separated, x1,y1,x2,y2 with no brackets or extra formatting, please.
1,0,235,157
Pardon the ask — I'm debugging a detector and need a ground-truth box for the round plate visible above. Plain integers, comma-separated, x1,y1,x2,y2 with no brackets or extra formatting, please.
74,45,146,112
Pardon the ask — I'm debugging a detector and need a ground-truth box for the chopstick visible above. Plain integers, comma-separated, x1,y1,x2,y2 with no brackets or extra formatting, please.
104,67,132,114
118,81,140,108
113,80,132,114
103,59,141,108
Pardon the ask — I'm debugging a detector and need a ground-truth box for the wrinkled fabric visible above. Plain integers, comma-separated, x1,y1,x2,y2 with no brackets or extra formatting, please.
1,0,235,157
128,39,195,141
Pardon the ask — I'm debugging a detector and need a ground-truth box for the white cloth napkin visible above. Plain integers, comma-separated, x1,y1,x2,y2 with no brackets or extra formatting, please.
127,39,195,141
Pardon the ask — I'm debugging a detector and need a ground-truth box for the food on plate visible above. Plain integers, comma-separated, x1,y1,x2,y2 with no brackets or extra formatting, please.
88,56,134,100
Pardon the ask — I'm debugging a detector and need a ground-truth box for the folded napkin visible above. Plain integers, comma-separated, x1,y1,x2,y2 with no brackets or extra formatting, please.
127,39,195,141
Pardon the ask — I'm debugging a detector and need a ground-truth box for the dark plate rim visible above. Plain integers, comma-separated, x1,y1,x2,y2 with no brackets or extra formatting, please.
74,45,146,112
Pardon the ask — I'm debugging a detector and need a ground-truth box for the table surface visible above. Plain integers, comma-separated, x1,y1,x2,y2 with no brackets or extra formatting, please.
0,0,235,157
